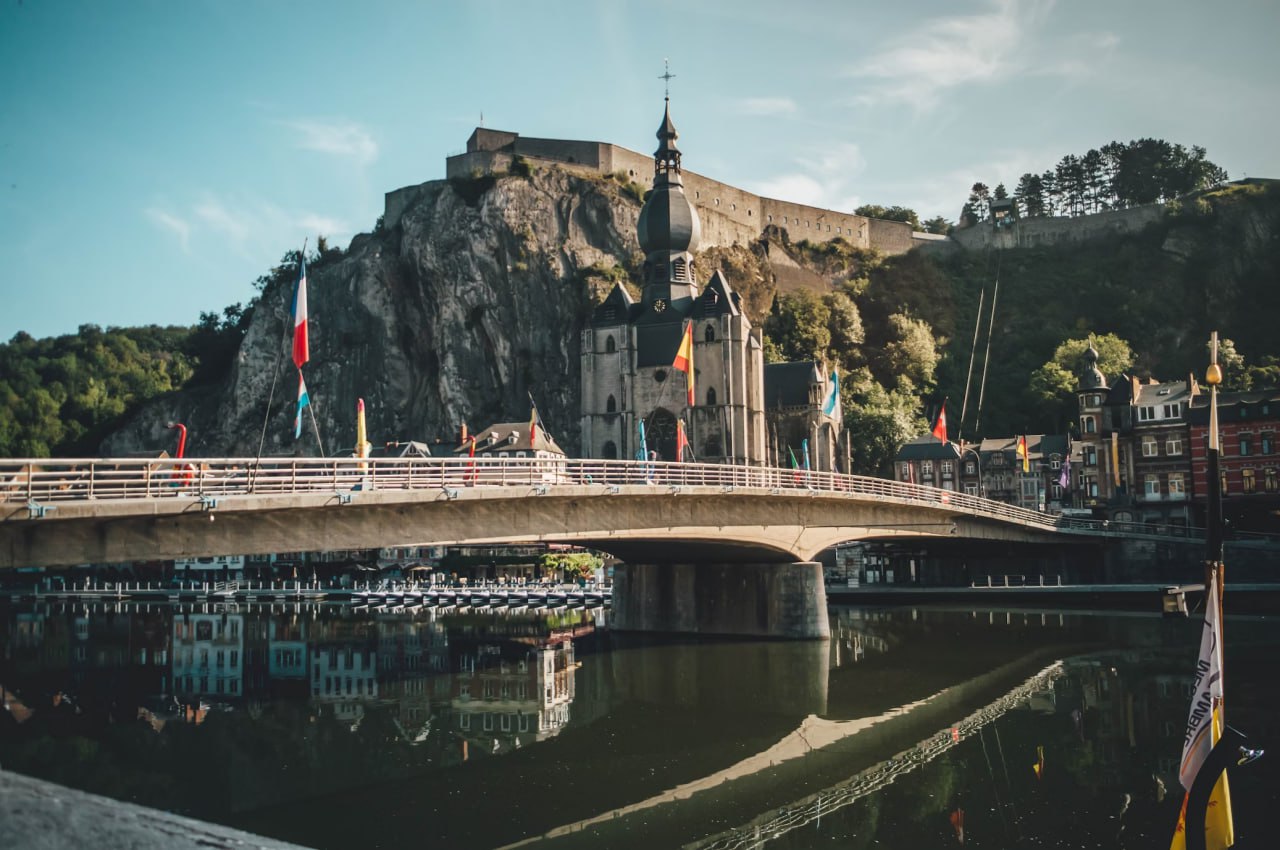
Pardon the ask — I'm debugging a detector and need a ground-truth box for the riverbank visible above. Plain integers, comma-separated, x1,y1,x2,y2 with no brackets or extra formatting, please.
0,770,309,850
827,581,1280,613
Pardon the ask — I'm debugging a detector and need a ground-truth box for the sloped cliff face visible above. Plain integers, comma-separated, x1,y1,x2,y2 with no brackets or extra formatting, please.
104,168,645,457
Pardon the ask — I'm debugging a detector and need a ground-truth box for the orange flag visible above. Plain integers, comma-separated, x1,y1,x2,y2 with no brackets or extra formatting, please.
673,321,695,406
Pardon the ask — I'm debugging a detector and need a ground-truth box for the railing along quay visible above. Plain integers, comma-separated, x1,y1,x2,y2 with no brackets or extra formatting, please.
2,455,1265,544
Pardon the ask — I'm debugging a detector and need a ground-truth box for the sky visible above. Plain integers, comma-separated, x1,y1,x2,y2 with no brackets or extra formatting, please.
2,0,1278,341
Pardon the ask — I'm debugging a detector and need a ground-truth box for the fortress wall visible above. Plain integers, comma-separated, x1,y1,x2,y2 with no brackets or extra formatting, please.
950,204,1167,251
867,217,916,255
423,132,920,255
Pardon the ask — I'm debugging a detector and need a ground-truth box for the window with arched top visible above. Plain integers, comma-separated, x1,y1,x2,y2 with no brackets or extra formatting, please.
606,394,617,413
706,387,717,406
704,324,715,343
605,336,616,354
602,441,618,459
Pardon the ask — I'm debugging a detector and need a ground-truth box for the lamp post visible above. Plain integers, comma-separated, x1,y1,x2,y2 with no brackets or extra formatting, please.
959,444,984,499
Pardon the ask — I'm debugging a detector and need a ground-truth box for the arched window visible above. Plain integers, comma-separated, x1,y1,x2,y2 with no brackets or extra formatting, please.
704,324,715,343
605,336,616,354
703,435,722,457
706,387,717,406
606,394,617,414
601,441,618,459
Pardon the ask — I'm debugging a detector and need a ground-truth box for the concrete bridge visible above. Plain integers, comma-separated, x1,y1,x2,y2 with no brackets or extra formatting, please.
0,456,1204,639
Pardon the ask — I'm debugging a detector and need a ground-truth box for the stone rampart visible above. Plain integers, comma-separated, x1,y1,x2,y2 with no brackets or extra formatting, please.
950,204,1167,251
428,129,917,255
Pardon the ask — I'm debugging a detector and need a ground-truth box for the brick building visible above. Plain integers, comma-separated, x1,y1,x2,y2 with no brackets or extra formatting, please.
1188,388,1280,532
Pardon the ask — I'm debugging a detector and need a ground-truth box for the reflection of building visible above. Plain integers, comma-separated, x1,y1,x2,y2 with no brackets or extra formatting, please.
172,614,242,699
310,622,379,724
173,555,245,580
452,636,577,752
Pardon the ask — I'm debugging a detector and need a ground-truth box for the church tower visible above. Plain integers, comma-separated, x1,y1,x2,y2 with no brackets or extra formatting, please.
580,98,766,466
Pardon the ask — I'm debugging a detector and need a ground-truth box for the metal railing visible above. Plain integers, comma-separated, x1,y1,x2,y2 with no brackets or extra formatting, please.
0,455,1242,543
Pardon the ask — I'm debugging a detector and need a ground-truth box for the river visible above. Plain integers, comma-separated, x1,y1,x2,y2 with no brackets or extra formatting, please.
2,600,1277,848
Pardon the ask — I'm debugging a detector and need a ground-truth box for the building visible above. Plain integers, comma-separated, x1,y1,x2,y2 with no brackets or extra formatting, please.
1188,388,1280,532
579,99,842,468
1074,344,1199,526
454,421,566,459
975,435,1070,512
894,435,961,491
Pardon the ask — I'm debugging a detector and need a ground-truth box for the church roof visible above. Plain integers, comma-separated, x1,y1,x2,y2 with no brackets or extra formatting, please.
590,282,640,326
692,270,740,318
764,361,823,408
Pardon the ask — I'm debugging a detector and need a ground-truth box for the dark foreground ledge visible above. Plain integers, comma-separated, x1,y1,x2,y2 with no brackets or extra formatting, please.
0,770,311,850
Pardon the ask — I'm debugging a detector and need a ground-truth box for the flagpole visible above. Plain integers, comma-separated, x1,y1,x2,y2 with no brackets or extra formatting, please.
257,239,307,460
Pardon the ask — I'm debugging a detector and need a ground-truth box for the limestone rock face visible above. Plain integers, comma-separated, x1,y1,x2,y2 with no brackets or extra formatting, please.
103,169,643,458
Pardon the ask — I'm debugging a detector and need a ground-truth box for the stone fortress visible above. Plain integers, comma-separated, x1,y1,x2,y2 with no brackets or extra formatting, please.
385,126,927,257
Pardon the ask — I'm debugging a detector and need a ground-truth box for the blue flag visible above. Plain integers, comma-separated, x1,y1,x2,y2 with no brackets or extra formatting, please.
295,371,310,439
822,369,840,415
802,438,811,473
636,419,648,461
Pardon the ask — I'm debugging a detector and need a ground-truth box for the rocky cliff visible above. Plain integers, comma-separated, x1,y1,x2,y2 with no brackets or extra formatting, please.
104,167,803,458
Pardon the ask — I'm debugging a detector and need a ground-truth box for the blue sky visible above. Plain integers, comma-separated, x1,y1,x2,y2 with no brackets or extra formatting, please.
2,0,1277,341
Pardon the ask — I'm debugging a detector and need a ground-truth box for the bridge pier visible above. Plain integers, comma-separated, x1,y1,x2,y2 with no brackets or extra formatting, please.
610,561,830,640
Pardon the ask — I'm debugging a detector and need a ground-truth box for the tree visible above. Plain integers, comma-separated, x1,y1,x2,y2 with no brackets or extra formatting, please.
855,204,921,230
880,313,939,390
1028,334,1136,428
841,368,927,475
1014,173,1046,218
921,215,953,235
967,184,991,223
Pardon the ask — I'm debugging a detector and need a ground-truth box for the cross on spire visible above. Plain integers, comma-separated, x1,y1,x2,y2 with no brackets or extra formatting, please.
659,58,675,100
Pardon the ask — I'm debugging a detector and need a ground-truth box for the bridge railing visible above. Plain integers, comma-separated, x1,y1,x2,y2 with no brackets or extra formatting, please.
0,456,1237,542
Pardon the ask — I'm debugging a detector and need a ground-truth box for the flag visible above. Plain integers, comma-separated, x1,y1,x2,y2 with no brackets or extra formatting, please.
822,369,840,416
1032,745,1045,780
355,398,371,459
789,446,799,469
802,438,811,473
675,418,689,462
294,371,310,439
1059,453,1071,490
1170,574,1234,850
637,419,648,461
527,394,540,448
291,255,309,369
673,320,695,406
932,402,948,443
1016,435,1030,472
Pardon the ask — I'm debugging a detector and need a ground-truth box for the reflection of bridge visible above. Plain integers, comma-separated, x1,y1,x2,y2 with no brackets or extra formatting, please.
0,456,1200,638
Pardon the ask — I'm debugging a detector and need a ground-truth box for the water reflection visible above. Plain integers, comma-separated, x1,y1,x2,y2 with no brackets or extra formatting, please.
2,603,1277,849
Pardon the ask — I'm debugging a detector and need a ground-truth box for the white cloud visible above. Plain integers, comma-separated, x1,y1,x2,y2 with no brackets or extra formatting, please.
734,97,798,116
297,214,348,237
145,207,191,252
848,0,1054,110
749,142,866,212
194,198,252,245
284,119,378,166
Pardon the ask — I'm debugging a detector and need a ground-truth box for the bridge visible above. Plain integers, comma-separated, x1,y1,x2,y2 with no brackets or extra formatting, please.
0,456,1209,639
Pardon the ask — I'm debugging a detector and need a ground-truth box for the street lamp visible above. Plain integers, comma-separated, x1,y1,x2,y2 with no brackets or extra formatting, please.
958,444,984,499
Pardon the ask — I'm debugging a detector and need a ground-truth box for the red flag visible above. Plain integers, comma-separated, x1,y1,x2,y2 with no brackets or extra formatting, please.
528,400,539,448
931,401,948,443
291,256,309,369
676,418,689,462
1017,435,1030,472
672,321,695,407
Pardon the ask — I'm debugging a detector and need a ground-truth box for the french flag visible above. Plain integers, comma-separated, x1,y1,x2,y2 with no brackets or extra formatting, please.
292,256,309,369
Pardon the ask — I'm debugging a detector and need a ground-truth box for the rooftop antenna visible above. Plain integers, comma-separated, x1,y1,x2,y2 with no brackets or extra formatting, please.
479,111,484,128
659,58,676,100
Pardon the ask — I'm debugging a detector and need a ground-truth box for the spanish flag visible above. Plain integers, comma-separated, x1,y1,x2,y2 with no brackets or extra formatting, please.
673,321,695,407
1016,435,1030,472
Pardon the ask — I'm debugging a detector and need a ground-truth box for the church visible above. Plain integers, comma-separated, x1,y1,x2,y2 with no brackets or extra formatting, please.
579,100,844,470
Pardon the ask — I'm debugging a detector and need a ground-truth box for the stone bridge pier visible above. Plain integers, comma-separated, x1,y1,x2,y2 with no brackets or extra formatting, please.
609,561,829,640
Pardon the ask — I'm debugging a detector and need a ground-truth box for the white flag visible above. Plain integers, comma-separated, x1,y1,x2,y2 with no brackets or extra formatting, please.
1177,577,1224,792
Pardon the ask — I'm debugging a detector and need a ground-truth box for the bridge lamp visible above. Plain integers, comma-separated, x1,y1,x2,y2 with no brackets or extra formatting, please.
605,485,620,494
532,484,550,496
721,485,735,494
441,488,459,501
336,493,354,505
26,500,55,519
669,485,682,495
198,495,219,512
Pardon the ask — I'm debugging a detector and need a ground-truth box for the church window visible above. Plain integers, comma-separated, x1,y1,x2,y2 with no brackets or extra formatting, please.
747,209,752,216
704,325,715,343
606,395,617,414
715,198,720,206
602,441,618,459
706,387,717,406
654,369,667,383
605,336,616,354
673,258,687,281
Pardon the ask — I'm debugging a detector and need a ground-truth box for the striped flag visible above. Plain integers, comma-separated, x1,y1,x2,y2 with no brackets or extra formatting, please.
528,394,540,448
672,321,695,406
1016,435,1029,472
292,256,309,369
675,418,689,462
294,371,310,439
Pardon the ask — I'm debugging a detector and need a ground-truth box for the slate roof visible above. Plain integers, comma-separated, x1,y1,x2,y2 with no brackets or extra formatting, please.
1187,387,1280,424
764,361,822,408
896,434,961,462
453,422,565,456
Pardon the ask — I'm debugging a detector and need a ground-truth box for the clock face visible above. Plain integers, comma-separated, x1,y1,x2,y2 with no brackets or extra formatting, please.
653,298,667,313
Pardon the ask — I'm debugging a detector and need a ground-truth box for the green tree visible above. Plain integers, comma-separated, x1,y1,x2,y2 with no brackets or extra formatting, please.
921,215,953,235
1028,334,1135,429
841,368,927,475
879,313,939,390
854,204,921,230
